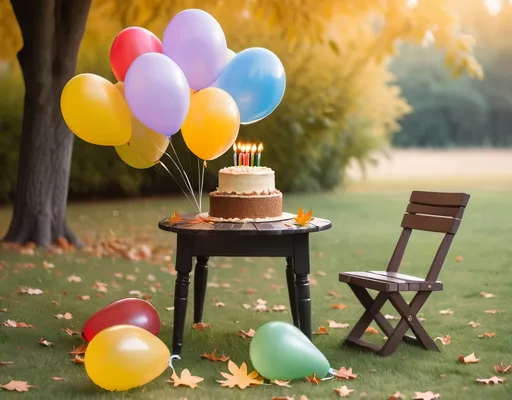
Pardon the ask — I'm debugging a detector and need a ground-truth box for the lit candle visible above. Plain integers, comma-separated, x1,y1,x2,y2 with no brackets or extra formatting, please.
250,144,256,167
233,143,237,166
244,145,250,166
256,143,263,167
238,143,243,167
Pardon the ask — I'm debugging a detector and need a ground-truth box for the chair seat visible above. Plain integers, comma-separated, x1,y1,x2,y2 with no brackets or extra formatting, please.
339,270,443,292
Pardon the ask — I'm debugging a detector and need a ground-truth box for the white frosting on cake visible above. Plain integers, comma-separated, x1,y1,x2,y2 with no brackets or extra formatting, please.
217,166,276,194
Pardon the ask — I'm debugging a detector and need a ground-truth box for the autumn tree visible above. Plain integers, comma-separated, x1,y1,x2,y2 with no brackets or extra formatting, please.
0,0,482,247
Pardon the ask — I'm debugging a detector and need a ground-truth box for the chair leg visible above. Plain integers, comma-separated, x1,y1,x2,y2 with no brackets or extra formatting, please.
347,286,394,337
193,256,209,324
285,257,300,328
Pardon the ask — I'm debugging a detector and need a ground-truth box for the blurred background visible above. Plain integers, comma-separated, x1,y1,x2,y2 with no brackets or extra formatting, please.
0,0,511,203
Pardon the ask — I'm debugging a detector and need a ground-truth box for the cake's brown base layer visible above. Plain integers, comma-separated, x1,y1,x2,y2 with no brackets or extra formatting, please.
209,192,283,219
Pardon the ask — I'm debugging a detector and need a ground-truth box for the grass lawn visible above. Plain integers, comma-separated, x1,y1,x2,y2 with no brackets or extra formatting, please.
0,188,511,399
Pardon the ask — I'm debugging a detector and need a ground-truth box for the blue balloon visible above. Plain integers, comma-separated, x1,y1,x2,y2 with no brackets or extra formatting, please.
218,47,286,124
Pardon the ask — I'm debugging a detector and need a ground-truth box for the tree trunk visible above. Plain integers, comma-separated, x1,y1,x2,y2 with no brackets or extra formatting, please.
3,0,91,248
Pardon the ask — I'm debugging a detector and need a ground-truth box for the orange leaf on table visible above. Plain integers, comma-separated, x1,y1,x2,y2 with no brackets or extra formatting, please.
68,344,87,355
480,292,495,298
192,322,210,331
434,335,451,345
413,391,440,400
167,368,204,388
168,211,182,224
305,373,321,385
332,304,347,310
0,380,36,392
365,327,379,334
476,376,505,385
458,353,480,364
271,379,292,387
200,349,230,362
238,328,255,339
478,332,495,338
334,367,358,380
295,206,313,227
39,338,53,347
216,360,263,389
70,355,84,364
313,326,329,335
333,385,354,397
494,362,512,374
389,391,406,400
328,320,350,329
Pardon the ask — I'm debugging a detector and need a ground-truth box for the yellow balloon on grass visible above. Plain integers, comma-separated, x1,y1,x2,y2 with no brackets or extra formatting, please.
61,73,132,146
84,325,170,391
114,82,169,169
181,87,240,160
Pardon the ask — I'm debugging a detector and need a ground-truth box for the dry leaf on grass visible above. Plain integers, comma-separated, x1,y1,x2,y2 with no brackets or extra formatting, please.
478,332,495,338
215,302,226,307
480,292,495,298
272,397,295,400
434,335,451,345
61,328,80,336
68,344,87,355
328,290,339,297
333,385,354,397
476,376,505,385
17,287,43,295
67,274,82,283
272,305,287,312
3,320,34,328
39,338,53,347
92,281,108,293
385,314,400,320
439,309,453,315
316,271,326,276
494,362,512,374
468,321,480,328
313,326,329,335
365,327,379,334
0,380,36,392
71,355,84,364
458,353,480,364
271,379,291,387
328,320,350,329
413,391,440,400
484,309,501,314
51,377,65,381
440,374,446,379
192,322,210,331
238,329,255,339
295,206,313,226
200,350,229,362
0,361,13,366
77,295,90,301
389,391,406,399
216,360,263,389
332,304,347,310
167,368,204,388
55,312,73,320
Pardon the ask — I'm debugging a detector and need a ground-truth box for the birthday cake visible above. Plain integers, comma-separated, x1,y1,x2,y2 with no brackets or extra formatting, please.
209,162,283,220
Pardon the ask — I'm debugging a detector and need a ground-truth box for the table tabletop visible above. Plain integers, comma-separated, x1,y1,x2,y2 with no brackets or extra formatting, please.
158,213,332,236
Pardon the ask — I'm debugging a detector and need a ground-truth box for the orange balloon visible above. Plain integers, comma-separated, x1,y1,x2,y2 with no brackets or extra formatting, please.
181,88,240,160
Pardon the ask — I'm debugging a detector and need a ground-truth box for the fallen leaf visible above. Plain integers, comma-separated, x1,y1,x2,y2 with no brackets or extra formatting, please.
17,287,43,295
200,350,230,362
247,288,257,294
494,362,512,374
484,309,500,314
476,376,505,385
61,328,80,336
126,274,137,282
0,380,36,392
328,320,350,329
294,206,313,226
333,385,355,397
167,368,204,388
480,292,495,298
332,304,347,310
54,312,73,320
440,374,446,379
67,274,82,283
0,362,13,366
334,367,358,380
305,373,321,385
51,377,65,381
68,344,87,355
216,360,263,389
328,290,339,297
192,322,210,331
168,211,182,224
313,326,329,335
478,332,495,338
455,255,463,262
272,397,295,400
165,306,174,311
216,302,226,307
272,304,287,312
77,295,90,301
316,271,326,276
434,335,451,345
271,379,292,387
468,321,480,328
389,391,406,399
39,338,53,347
242,304,252,309
458,353,480,364
439,309,453,315
92,281,108,293
365,327,379,334
70,355,84,364
238,329,256,339
3,320,34,328
299,397,309,400
385,314,400,320
413,392,439,400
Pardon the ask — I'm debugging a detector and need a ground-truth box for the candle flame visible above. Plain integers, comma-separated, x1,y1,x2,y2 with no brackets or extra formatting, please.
237,142,243,152
251,144,257,153
257,143,263,153
233,143,237,152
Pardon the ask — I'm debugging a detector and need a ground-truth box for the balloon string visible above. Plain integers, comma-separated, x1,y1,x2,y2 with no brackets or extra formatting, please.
169,354,181,370
321,368,338,381
163,153,200,212
169,142,198,211
158,161,199,212
199,160,206,213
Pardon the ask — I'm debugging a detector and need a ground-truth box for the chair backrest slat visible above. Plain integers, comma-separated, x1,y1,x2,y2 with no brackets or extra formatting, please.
410,191,470,207
406,203,465,219
401,213,461,234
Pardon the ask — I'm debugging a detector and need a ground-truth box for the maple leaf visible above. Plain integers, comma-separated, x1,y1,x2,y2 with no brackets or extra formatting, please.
328,320,350,329
476,376,505,385
77,295,90,300
332,304,347,310
316,271,327,276
305,373,321,385
70,355,84,364
68,344,87,355
271,379,292,387
39,338,53,347
17,287,43,295
333,385,355,397
217,360,263,389
484,309,501,314
54,312,73,320
0,380,36,392
200,350,230,362
365,327,379,334
3,319,34,328
480,292,495,298
61,328,80,336
192,322,210,331
334,367,358,380
478,332,495,338
439,309,453,315
494,362,512,374
414,392,440,400
51,377,65,381
434,335,451,345
0,361,13,366
92,281,108,293
168,211,182,224
389,391,406,400
458,353,480,364
468,321,480,328
238,329,256,339
313,325,329,335
67,274,82,283
216,302,226,307
328,290,339,297
294,206,313,226
272,304,287,312
167,368,204,388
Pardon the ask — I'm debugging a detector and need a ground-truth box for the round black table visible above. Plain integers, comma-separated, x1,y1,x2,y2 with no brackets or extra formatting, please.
158,213,332,356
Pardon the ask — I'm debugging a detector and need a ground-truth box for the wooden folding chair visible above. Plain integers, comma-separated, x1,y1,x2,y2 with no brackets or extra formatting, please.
339,191,470,357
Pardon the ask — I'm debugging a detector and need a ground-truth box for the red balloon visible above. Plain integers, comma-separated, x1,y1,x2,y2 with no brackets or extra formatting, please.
82,298,161,342
110,27,163,82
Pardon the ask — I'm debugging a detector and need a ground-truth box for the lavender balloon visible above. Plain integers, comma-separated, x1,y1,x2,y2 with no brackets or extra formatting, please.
124,53,190,137
162,9,227,91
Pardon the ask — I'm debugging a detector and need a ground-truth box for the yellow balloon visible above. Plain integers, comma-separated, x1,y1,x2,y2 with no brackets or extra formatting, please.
84,325,170,391
114,83,169,169
61,73,132,146
181,87,240,160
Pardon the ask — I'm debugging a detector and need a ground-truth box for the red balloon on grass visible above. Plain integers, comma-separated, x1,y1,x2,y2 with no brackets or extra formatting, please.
110,27,163,82
82,298,161,342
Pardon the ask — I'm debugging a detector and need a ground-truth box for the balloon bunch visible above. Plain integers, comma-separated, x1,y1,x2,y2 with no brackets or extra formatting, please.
82,298,171,391
60,8,286,171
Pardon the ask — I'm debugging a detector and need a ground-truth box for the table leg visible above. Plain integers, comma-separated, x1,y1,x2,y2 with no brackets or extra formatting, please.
285,257,300,328
172,235,193,356
193,256,209,323
293,234,312,340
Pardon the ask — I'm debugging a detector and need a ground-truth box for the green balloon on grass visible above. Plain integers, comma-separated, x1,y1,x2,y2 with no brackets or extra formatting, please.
249,321,330,380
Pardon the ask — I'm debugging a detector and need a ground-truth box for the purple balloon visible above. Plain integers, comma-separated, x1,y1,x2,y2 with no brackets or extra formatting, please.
162,9,227,91
124,52,190,136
